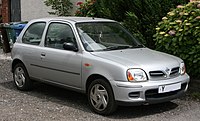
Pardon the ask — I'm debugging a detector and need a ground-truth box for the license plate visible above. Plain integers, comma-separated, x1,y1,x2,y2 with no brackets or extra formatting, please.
158,83,181,93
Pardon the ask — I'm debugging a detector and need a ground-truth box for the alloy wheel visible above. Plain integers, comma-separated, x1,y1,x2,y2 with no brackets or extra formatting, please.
14,66,26,88
90,84,108,111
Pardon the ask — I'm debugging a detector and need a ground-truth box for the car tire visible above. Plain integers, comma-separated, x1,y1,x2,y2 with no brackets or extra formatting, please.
87,78,117,115
13,63,33,91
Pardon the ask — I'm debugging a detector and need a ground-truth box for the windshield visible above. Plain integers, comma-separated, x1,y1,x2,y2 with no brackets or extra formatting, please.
76,22,144,52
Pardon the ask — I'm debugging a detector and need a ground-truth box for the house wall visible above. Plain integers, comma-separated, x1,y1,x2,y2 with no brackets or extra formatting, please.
21,0,84,21
21,0,55,21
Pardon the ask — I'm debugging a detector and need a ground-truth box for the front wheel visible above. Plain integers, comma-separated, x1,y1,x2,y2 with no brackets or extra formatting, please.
13,63,33,91
87,79,117,115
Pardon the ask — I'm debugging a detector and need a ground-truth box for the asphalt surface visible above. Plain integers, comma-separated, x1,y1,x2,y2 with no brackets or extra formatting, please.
0,49,200,121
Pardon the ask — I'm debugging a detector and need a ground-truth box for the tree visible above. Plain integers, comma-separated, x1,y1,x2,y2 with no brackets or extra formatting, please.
44,0,73,16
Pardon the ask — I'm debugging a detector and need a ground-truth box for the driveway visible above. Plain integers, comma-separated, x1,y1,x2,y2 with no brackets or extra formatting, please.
0,49,200,121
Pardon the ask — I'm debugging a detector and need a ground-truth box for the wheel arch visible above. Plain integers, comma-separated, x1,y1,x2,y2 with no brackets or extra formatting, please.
12,59,25,73
86,74,113,94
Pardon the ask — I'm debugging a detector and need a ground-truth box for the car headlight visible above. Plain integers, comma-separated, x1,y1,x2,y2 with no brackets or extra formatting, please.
127,69,147,82
180,62,186,75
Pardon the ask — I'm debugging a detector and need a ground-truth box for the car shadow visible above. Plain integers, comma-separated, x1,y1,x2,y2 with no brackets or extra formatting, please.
108,102,178,119
0,80,179,119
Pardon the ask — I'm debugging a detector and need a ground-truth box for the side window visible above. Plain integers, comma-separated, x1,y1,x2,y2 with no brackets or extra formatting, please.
22,22,46,45
45,23,77,50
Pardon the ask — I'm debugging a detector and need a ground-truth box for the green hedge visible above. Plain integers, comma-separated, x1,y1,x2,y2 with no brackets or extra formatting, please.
154,1,200,78
75,0,188,48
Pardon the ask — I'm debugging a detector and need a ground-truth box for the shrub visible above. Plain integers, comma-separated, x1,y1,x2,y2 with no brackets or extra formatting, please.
122,12,146,44
75,0,188,48
122,0,189,48
154,1,200,78
44,0,73,16
75,0,97,17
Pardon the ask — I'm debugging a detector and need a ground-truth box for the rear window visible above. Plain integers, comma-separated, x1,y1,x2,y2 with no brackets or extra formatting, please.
22,22,46,45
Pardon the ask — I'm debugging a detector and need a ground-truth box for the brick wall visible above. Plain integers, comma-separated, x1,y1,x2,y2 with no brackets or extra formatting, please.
2,0,10,23
0,0,2,15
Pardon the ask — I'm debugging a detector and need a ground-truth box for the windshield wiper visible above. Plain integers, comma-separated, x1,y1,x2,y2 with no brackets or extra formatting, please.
105,45,131,50
105,45,144,50
131,44,144,48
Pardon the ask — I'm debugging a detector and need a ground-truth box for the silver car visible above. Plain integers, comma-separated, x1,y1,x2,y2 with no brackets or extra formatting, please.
11,17,190,115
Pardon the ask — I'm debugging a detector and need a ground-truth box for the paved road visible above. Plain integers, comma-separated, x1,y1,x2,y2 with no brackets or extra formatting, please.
0,50,200,121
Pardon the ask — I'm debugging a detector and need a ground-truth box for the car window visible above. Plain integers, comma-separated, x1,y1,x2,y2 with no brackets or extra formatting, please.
76,22,143,52
45,23,77,50
22,22,46,45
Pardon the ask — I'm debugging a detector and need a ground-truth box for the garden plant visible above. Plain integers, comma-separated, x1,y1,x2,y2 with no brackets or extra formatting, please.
154,1,200,78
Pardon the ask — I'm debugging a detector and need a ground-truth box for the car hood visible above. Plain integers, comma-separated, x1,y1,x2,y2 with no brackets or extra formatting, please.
91,48,182,70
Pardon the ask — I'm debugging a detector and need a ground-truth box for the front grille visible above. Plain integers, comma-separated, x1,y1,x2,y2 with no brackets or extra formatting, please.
149,67,180,79
170,67,179,77
149,71,165,77
145,83,187,99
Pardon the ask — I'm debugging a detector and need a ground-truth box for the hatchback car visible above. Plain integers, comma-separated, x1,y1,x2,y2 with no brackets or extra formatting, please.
11,17,190,115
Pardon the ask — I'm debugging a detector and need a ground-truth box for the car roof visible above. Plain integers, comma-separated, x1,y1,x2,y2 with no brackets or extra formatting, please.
32,17,115,23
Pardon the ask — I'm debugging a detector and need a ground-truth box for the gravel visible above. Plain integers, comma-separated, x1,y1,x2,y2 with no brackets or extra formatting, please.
0,49,200,121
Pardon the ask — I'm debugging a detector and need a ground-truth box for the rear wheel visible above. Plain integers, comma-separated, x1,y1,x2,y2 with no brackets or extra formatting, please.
13,63,33,91
87,79,117,115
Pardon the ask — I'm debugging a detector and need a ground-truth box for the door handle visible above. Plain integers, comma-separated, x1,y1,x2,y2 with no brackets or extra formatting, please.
41,52,46,59
41,53,46,56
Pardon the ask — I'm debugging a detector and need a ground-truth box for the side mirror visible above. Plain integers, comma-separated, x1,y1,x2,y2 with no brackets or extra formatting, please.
63,42,78,52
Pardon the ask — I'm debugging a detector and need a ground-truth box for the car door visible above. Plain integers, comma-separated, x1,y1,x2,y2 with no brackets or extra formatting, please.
39,22,82,88
20,22,46,79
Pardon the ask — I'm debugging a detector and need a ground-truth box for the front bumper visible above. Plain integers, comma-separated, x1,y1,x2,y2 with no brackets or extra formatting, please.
110,74,190,106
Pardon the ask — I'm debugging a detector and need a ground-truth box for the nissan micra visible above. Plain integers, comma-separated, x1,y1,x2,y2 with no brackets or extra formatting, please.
11,17,190,115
